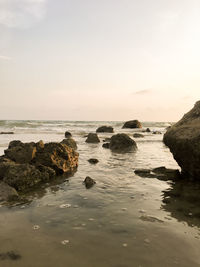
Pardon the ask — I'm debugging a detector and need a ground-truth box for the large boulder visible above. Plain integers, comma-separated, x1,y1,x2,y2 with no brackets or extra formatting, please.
163,101,200,179
122,120,142,129
85,133,100,143
0,181,19,201
0,140,79,193
96,126,114,133
109,133,137,152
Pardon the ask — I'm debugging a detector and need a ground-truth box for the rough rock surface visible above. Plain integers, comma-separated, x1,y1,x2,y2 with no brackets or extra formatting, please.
83,176,96,189
163,101,200,179
61,138,77,150
85,133,100,143
122,120,142,129
96,126,114,133
0,140,79,194
109,133,137,152
0,181,19,201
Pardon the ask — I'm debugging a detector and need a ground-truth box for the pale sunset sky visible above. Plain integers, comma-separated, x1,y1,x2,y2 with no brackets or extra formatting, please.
0,0,199,121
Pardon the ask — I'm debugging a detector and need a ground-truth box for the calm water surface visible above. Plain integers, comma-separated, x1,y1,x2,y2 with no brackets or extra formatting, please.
0,121,199,267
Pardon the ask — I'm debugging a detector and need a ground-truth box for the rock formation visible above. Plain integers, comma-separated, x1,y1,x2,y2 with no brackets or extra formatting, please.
96,126,114,133
0,140,79,196
85,133,100,143
109,133,137,152
122,120,142,129
163,101,200,179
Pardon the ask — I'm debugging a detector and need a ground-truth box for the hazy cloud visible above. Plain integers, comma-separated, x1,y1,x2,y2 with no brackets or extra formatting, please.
0,55,12,60
134,89,153,95
0,0,48,28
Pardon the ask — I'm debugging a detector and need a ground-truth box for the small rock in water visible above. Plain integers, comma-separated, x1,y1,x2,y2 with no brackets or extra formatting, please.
61,240,70,245
121,208,127,211
88,158,99,164
130,196,135,199
138,209,146,214
59,204,71,208
140,215,164,223
83,176,96,189
33,225,40,230
144,238,150,244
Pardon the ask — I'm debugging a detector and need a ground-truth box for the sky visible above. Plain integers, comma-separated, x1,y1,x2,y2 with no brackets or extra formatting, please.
0,0,200,121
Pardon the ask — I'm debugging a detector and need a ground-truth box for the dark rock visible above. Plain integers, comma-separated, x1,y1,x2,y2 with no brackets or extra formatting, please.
135,167,181,180
4,141,37,163
61,138,77,150
96,126,114,133
0,251,21,260
88,158,99,164
109,133,137,152
133,133,144,138
3,164,46,191
152,131,162,134
102,143,110,149
163,101,200,180
122,120,142,129
83,176,96,189
103,138,111,142
85,133,100,143
34,142,78,174
134,169,155,178
0,132,14,134
65,131,72,138
0,181,19,201
146,128,151,132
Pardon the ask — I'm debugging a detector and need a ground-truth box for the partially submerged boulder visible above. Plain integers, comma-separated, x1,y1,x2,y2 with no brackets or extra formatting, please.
0,140,79,194
96,126,114,133
122,120,142,129
0,181,19,201
85,133,100,143
65,131,72,138
163,101,200,179
109,133,137,152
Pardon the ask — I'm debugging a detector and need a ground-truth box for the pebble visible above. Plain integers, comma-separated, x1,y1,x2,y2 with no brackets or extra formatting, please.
61,240,70,245
33,225,40,230
144,238,150,244
59,204,71,208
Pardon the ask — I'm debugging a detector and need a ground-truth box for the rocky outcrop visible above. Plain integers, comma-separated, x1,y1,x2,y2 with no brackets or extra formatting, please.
61,138,77,150
85,133,100,143
122,120,142,129
96,126,114,133
109,133,137,152
0,140,79,194
163,101,200,179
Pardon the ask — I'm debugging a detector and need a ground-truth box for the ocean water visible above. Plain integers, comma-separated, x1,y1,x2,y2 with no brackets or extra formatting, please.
0,120,200,267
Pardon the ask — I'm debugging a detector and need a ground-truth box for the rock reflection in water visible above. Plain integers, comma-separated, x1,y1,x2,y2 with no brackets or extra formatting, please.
162,179,200,227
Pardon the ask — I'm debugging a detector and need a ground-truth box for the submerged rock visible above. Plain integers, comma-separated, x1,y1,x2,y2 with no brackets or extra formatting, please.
0,132,14,135
102,143,110,149
83,176,96,189
88,158,99,164
96,126,114,133
133,133,144,138
109,133,137,152
85,133,100,143
134,167,180,180
163,101,200,180
122,120,142,129
61,138,77,150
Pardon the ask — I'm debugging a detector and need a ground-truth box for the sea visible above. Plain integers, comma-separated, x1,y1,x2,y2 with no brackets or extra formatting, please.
0,120,200,267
